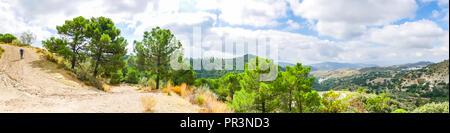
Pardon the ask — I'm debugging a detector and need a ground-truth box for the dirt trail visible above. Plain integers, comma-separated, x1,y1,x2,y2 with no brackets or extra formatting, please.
0,44,200,113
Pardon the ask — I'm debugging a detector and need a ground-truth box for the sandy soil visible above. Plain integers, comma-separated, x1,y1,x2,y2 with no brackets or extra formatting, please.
0,44,200,113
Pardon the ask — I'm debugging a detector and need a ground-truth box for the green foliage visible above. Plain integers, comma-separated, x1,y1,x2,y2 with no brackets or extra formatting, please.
228,89,257,113
0,33,17,43
110,70,123,84
43,37,72,59
256,82,280,113
391,109,408,113
364,93,392,113
19,31,36,46
196,95,206,105
54,16,89,69
171,65,196,86
237,57,280,113
124,67,140,84
134,27,182,89
12,39,22,46
85,17,127,77
321,90,350,113
412,102,449,113
274,63,320,113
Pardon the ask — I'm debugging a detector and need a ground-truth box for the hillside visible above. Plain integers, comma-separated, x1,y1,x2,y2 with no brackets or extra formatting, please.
309,62,378,71
313,60,449,108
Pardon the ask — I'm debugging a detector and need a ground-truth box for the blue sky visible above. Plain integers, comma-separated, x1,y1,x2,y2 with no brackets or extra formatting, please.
0,0,449,66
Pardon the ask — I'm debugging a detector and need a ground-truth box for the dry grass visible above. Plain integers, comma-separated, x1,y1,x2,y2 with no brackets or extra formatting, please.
102,83,111,92
173,83,187,97
141,95,157,112
189,87,232,113
162,82,172,94
0,46,4,59
159,83,232,113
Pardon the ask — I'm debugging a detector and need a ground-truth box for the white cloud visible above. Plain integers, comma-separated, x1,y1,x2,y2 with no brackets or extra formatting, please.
365,20,447,49
0,0,448,66
289,0,418,39
195,0,288,27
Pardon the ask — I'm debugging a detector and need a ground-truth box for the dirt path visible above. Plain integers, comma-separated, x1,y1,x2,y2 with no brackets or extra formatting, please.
0,44,200,113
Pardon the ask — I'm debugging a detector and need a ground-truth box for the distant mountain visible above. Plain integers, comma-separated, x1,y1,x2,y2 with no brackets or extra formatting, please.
308,62,378,71
359,61,434,73
313,60,449,107
278,62,295,68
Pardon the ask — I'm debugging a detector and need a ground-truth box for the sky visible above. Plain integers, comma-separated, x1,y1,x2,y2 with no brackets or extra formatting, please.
0,0,449,66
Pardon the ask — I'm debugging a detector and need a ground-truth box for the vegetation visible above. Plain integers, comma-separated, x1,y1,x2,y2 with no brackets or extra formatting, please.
134,27,182,89
412,102,449,113
0,33,17,43
313,60,449,110
141,96,157,112
19,31,36,46
6,16,446,113
0,46,4,59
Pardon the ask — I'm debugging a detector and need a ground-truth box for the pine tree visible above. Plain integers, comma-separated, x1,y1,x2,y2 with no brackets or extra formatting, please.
134,27,182,89
85,17,127,77
56,16,89,70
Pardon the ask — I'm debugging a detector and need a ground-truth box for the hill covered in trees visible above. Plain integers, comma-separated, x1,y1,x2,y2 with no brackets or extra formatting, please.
313,60,449,109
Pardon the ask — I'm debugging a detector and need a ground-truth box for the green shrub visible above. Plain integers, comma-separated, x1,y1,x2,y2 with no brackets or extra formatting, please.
412,102,449,113
12,39,22,46
391,109,408,113
227,89,257,113
364,93,392,113
196,95,205,105
124,67,139,84
0,33,17,43
88,76,109,91
147,78,157,90
110,70,123,84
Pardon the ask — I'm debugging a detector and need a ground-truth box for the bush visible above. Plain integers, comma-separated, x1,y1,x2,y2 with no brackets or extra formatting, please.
196,95,206,105
88,76,106,91
391,109,408,113
124,67,139,84
228,89,257,113
147,78,157,90
74,62,92,81
110,70,123,84
0,33,17,43
173,83,187,97
412,102,449,113
12,39,22,46
364,93,392,113
141,95,157,112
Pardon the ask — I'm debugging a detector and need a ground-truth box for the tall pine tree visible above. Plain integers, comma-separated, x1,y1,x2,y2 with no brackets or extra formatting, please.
135,27,182,89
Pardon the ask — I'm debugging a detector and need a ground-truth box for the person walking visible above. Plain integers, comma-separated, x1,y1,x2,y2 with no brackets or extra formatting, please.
20,48,24,59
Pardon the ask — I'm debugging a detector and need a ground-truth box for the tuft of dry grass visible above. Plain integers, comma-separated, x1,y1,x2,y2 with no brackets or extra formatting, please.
162,82,173,94
189,86,232,113
102,83,111,92
141,95,157,112
173,83,187,97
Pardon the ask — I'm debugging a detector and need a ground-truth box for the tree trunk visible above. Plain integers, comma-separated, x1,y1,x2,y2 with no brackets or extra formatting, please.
156,74,160,89
262,98,266,113
155,56,161,89
289,88,292,111
71,55,76,70
93,49,102,77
